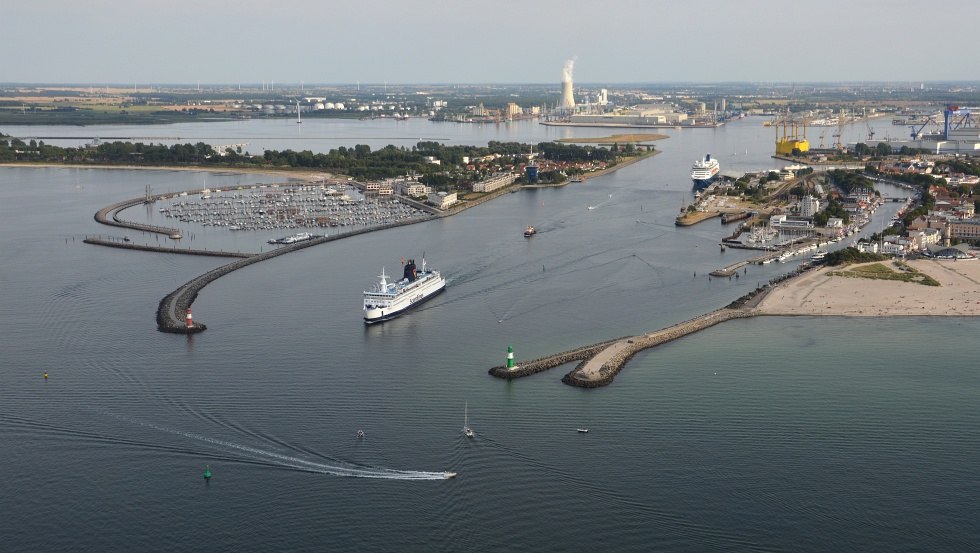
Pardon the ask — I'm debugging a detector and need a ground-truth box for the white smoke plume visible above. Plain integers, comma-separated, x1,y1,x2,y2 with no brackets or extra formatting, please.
562,58,576,83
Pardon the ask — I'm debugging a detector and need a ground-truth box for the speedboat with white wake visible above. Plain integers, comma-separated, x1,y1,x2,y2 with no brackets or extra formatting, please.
363,257,446,324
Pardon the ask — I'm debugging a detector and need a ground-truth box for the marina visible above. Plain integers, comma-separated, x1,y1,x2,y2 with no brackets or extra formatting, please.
156,183,430,234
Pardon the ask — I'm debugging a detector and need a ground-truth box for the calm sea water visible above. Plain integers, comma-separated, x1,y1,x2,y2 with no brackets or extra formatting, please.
1,119,978,552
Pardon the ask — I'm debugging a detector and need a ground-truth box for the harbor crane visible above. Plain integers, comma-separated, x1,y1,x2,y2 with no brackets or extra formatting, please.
864,108,875,142
832,108,847,151
909,118,935,139
943,105,973,139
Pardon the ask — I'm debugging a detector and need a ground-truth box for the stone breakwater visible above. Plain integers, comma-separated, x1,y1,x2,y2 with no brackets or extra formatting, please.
154,217,431,333
562,308,758,388
95,195,183,238
488,308,758,389
485,270,810,389
487,338,626,379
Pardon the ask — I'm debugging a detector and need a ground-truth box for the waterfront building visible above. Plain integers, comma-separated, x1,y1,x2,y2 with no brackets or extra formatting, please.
472,172,516,193
364,181,393,196
405,184,428,197
949,218,980,244
428,191,457,209
909,228,941,250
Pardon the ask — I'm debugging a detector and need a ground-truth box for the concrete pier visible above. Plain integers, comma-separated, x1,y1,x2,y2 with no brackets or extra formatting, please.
83,238,252,258
95,195,183,238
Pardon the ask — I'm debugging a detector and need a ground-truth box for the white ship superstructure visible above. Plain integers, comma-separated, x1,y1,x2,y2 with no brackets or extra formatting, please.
691,153,720,187
363,258,446,323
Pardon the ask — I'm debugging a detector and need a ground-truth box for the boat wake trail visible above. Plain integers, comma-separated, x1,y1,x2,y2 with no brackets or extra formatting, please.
109,412,453,481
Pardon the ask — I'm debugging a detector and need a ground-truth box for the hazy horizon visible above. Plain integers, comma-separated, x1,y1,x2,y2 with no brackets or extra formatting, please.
3,80,980,88
5,0,978,84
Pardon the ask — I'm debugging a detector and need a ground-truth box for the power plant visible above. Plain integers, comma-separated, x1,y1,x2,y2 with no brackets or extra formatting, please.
560,59,575,111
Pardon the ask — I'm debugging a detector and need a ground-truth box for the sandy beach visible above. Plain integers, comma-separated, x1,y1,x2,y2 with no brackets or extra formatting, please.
756,259,980,317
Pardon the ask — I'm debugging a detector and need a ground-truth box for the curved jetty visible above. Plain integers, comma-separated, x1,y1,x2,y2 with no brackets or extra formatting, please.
89,185,437,334
95,195,183,238
487,266,816,388
489,308,756,388
153,220,426,333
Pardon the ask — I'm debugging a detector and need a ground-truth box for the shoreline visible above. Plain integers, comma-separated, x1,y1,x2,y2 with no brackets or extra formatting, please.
755,259,980,317
523,149,660,188
0,162,329,181
54,151,658,333
490,258,980,388
540,121,722,129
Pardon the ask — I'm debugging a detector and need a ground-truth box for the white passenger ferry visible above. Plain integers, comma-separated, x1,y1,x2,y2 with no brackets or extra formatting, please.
363,258,446,324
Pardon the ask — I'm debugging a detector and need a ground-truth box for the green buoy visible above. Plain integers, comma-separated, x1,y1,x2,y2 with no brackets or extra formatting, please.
203,465,212,480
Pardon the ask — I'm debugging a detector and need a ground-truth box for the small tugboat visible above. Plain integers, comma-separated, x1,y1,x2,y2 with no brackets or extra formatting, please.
523,225,536,238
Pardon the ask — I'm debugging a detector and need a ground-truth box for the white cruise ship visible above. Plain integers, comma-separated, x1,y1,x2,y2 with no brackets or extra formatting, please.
363,258,446,324
691,153,720,188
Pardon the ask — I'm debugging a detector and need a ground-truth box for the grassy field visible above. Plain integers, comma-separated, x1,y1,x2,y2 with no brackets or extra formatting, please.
828,262,941,286
557,133,668,144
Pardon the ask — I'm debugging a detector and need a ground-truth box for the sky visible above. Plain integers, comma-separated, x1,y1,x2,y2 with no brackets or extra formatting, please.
4,0,978,85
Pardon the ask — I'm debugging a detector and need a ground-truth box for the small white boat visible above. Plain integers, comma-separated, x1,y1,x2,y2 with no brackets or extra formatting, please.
463,402,474,438
444,472,458,479
576,428,589,433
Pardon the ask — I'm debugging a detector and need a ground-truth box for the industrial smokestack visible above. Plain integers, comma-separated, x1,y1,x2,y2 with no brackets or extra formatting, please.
560,58,575,110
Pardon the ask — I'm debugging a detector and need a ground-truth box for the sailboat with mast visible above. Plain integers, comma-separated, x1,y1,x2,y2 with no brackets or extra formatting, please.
463,402,474,438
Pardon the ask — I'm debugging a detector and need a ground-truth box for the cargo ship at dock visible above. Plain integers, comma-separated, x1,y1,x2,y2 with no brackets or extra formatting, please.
363,258,445,324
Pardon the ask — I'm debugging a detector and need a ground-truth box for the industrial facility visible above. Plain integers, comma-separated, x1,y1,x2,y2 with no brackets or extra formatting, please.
559,59,576,112
774,117,810,156
878,105,977,153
